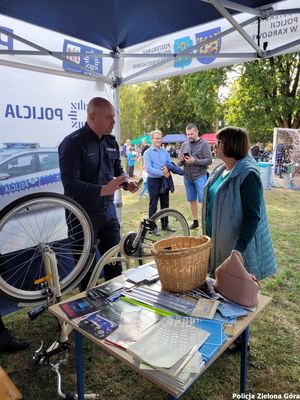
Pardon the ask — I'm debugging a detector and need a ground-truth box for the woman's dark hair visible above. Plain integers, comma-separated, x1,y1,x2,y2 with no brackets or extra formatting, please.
217,126,250,160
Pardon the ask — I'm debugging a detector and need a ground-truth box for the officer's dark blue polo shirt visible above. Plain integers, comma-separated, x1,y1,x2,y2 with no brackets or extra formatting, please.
58,123,124,214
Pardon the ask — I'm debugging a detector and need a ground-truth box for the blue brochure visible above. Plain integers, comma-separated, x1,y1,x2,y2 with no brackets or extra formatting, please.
79,312,118,340
195,320,224,346
218,302,248,318
199,331,228,362
214,311,237,324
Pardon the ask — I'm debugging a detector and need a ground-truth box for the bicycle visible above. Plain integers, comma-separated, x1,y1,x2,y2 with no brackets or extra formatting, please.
0,192,189,399
86,207,190,287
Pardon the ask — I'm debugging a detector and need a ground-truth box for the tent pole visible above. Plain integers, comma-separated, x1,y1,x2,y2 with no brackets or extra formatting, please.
113,84,123,224
202,0,263,15
209,0,263,56
267,39,300,57
0,26,113,83
112,53,123,226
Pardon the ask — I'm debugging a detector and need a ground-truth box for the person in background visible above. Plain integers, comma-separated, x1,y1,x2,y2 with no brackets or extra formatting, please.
59,97,137,288
144,130,176,235
0,315,29,353
137,138,150,167
250,142,261,161
202,126,276,280
140,139,150,157
127,147,136,178
177,123,212,229
124,138,131,174
139,167,148,199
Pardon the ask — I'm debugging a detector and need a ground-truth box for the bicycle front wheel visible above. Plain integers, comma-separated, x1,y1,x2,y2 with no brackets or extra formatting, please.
139,208,190,258
0,192,94,304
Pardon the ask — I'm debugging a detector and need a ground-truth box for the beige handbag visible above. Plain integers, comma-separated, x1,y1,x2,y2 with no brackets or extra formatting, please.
213,250,259,307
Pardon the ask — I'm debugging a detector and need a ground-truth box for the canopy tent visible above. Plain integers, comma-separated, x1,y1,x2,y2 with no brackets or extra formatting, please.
1,0,299,146
202,133,217,144
162,134,186,143
130,134,151,145
0,1,299,315
0,0,299,127
0,0,299,87
162,133,217,144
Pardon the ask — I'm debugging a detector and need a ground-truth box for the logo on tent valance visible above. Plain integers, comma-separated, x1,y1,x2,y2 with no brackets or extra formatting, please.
173,36,193,69
63,39,103,75
195,27,221,65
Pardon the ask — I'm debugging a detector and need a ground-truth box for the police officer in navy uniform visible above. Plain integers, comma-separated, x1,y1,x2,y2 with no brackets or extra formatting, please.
59,97,137,288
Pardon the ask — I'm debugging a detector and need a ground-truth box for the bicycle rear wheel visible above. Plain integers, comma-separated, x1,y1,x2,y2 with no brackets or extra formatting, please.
0,192,94,304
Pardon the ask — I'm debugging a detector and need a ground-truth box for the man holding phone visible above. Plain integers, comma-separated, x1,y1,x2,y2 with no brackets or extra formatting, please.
144,130,175,235
178,123,212,229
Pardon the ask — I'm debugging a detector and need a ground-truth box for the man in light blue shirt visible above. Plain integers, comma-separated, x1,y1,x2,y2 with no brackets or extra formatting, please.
144,130,175,235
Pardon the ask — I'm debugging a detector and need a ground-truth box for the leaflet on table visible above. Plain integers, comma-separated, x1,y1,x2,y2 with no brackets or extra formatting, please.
196,321,228,362
216,291,257,312
133,356,197,389
217,302,248,318
59,297,98,319
198,334,228,363
127,317,210,369
69,298,144,325
105,308,162,349
191,298,220,319
123,263,159,284
94,281,124,296
78,312,118,340
59,294,125,320
213,312,237,325
123,286,196,315
137,346,204,382
121,297,177,317
173,316,228,363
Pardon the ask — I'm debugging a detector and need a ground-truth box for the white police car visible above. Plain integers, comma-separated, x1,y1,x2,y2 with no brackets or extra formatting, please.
0,143,63,210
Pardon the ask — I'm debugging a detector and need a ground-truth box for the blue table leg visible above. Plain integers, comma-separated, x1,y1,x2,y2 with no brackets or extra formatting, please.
240,327,250,394
75,331,85,400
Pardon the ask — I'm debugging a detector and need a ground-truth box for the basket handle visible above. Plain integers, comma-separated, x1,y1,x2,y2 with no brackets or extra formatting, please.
152,241,212,256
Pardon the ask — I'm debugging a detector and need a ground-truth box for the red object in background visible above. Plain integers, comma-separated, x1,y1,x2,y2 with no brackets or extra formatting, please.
201,133,216,144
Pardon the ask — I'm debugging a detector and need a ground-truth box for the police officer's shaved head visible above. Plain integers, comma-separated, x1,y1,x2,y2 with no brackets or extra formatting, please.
87,97,112,113
87,97,115,137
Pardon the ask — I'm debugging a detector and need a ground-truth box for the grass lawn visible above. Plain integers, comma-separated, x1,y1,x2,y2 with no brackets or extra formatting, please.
0,167,299,399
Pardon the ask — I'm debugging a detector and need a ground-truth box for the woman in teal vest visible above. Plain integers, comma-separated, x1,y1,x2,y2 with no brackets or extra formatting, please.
202,126,276,280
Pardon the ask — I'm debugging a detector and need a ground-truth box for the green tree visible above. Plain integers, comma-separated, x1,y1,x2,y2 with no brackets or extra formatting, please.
140,70,227,133
140,77,196,133
224,53,300,143
119,84,145,143
182,68,227,132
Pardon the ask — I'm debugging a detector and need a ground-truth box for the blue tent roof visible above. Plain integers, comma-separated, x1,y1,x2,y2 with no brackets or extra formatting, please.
162,134,186,143
0,0,283,51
